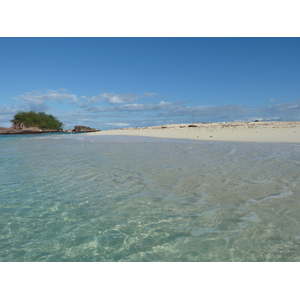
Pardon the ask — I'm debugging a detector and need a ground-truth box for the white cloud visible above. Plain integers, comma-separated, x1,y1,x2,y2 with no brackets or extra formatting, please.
0,104,18,115
88,100,176,113
13,89,78,112
74,93,141,108
11,90,163,111
15,89,78,103
104,122,131,127
2,88,300,129
264,99,300,115
107,93,139,104
142,93,158,97
51,98,300,129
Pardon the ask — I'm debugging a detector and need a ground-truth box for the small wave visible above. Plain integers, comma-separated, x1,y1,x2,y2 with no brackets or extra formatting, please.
242,190,293,210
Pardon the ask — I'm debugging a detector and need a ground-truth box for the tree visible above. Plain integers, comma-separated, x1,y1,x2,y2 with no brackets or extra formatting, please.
11,111,64,131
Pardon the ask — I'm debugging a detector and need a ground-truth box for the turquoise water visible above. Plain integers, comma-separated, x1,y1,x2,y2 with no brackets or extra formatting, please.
1,133,300,261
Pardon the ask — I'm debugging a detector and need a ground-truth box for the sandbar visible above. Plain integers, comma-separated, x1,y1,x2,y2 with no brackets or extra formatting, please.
86,121,300,143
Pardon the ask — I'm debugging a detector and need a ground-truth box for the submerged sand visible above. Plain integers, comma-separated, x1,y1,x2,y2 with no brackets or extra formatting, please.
87,121,300,143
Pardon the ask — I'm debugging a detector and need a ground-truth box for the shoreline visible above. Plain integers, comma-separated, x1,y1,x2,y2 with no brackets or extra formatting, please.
0,127,61,135
86,121,300,143
0,129,97,135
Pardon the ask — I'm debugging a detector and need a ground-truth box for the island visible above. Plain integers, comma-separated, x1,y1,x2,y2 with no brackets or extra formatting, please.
66,126,100,133
0,111,99,135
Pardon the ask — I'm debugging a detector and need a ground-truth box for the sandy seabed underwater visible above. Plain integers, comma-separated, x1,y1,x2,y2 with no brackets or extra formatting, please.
1,133,300,261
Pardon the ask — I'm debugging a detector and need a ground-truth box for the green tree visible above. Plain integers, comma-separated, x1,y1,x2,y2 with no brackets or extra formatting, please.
11,111,64,131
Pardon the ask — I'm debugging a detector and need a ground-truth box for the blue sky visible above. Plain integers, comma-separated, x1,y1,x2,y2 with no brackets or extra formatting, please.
1,37,300,130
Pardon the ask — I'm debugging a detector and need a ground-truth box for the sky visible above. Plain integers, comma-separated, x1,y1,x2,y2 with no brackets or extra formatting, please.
1,37,300,130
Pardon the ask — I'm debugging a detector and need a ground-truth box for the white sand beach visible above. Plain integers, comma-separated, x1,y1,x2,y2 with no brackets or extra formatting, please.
87,121,300,143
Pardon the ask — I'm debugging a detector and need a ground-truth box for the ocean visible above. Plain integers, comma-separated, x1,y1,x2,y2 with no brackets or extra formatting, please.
1,133,300,262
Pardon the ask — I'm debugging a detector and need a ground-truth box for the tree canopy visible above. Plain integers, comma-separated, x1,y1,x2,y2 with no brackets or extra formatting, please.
11,111,64,131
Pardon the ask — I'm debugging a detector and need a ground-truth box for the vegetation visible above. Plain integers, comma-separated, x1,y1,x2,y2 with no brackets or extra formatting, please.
11,111,64,131
74,125,92,131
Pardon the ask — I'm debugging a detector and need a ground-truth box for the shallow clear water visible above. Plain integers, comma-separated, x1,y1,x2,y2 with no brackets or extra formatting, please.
1,133,300,261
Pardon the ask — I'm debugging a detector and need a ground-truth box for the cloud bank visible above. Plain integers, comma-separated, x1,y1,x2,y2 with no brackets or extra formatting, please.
1,88,300,130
